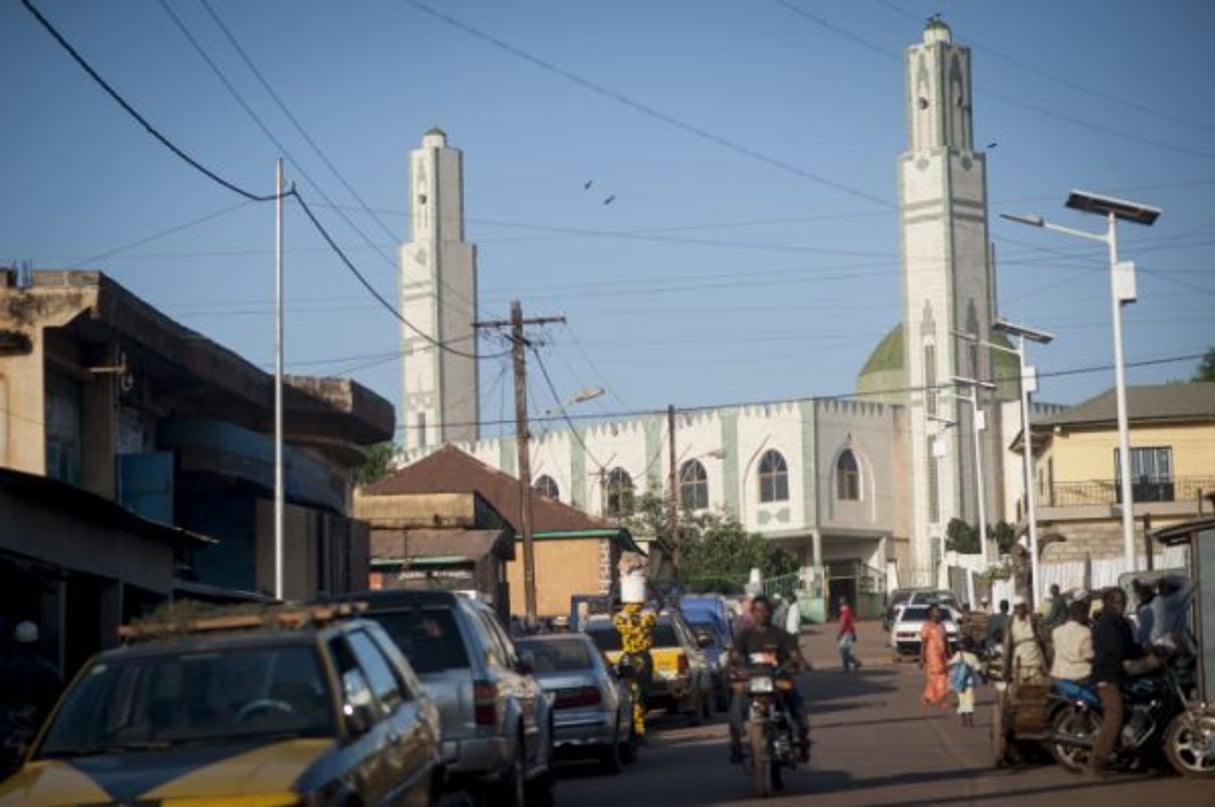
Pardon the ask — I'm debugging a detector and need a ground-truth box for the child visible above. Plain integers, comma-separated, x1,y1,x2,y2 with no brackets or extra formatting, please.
948,635,981,727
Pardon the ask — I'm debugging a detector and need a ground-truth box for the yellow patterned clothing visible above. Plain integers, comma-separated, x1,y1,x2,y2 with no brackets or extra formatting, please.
614,605,656,735
614,607,657,653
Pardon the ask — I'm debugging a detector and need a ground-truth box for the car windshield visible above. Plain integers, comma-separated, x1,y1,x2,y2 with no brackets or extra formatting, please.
39,643,333,756
370,606,470,673
517,639,594,673
688,621,723,643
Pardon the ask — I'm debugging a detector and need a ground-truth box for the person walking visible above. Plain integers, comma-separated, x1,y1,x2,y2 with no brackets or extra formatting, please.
784,594,801,636
948,636,981,727
920,604,951,708
1088,588,1143,775
985,599,1009,653
1050,595,1094,684
1003,595,1046,683
1045,584,1068,628
837,598,862,672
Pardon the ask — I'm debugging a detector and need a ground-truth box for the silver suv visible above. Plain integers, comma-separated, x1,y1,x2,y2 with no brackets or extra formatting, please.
332,590,554,806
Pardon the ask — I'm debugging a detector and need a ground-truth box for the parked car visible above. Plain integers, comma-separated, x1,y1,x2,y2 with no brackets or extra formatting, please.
0,607,441,807
328,590,554,807
883,588,916,631
583,610,715,723
515,633,636,773
887,589,962,628
679,594,732,643
890,604,961,658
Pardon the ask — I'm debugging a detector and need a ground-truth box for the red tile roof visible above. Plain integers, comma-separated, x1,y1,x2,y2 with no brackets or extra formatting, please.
364,444,612,534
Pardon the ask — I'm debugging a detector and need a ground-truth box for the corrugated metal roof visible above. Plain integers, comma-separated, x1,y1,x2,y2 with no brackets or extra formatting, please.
1037,383,1215,428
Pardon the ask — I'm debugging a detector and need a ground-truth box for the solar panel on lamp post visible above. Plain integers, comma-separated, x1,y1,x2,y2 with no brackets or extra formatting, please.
1001,190,1162,576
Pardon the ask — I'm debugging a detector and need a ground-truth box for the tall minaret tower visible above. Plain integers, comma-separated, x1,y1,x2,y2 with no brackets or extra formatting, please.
400,128,479,453
899,18,996,585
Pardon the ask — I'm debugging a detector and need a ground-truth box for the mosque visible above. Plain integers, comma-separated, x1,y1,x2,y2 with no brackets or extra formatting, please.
396,19,1034,597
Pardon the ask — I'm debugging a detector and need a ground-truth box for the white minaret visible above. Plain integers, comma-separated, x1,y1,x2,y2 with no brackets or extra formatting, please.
400,128,479,452
899,18,995,586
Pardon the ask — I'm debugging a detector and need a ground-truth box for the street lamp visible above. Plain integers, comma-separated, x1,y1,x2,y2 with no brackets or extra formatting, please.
947,376,997,570
1001,189,1162,574
960,322,1056,609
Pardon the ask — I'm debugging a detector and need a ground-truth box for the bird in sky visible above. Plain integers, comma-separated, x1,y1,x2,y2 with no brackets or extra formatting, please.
583,179,593,190
603,195,616,206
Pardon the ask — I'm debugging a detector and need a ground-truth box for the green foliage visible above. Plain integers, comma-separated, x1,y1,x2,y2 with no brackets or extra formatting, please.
354,442,397,486
625,492,797,593
945,517,978,553
1194,346,1215,382
990,521,1018,555
946,518,1019,557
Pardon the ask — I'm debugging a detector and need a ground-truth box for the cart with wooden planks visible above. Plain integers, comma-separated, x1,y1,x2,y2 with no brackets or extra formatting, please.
991,673,1054,766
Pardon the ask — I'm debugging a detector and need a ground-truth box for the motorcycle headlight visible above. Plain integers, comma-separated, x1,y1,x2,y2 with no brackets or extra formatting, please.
749,677,775,694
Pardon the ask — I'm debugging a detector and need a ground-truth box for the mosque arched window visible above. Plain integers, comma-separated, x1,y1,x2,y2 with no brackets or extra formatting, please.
836,450,861,501
534,475,559,501
605,468,635,518
680,459,709,511
758,450,789,503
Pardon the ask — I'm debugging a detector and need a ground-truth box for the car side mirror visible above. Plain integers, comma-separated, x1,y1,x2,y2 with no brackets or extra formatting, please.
696,633,713,649
343,702,375,737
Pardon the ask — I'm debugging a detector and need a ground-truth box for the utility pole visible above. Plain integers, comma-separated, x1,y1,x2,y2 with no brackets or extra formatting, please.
474,301,565,628
667,404,678,574
273,158,285,601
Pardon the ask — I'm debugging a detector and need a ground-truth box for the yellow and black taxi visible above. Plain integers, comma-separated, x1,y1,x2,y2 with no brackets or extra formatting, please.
0,605,442,806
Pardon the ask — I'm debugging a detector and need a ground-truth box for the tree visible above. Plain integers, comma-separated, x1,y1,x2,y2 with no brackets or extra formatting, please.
990,521,1018,556
354,442,397,486
1194,346,1215,382
624,492,797,593
945,517,978,554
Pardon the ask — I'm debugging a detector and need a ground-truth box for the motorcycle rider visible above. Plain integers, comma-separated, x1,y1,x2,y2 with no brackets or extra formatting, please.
728,595,809,764
1088,588,1143,776
0,621,62,766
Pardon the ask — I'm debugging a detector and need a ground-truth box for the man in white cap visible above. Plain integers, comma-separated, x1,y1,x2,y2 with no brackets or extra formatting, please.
1003,595,1046,682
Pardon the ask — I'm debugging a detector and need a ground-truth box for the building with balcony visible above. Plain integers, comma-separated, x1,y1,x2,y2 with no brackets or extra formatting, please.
1019,382,1215,562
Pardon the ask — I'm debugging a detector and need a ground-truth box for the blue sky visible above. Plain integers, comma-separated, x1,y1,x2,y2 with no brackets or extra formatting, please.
3,0,1213,440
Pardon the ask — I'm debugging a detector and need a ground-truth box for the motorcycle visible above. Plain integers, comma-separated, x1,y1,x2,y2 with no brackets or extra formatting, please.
0,704,37,782
1049,654,1210,775
733,659,801,798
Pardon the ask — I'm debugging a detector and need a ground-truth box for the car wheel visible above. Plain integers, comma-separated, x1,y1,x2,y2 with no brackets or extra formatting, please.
487,738,525,807
620,721,638,764
600,721,624,774
690,690,705,725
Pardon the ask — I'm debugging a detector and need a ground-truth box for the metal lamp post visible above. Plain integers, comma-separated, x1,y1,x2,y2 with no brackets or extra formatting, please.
972,321,1057,610
947,377,997,570
1002,190,1161,574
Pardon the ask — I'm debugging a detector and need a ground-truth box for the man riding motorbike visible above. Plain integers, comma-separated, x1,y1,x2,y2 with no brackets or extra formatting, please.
1088,587,1143,776
728,595,809,764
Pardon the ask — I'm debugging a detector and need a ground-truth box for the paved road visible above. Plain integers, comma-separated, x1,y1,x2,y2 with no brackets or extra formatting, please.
554,623,1212,807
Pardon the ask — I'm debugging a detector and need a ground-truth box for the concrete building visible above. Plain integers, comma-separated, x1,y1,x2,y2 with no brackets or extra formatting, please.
0,269,393,606
400,128,479,453
1018,383,1215,562
364,445,641,618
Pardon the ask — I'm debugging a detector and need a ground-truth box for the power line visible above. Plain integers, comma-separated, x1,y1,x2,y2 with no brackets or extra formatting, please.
20,0,282,202
391,351,1208,431
400,0,892,208
23,0,503,363
777,0,1215,161
66,200,253,268
530,344,605,471
869,0,1213,134
193,0,479,317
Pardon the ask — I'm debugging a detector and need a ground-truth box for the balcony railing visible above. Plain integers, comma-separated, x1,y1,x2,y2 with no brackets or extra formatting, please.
1046,475,1215,507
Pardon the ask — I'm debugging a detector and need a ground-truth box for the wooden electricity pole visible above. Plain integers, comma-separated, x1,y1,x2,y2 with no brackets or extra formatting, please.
474,301,565,628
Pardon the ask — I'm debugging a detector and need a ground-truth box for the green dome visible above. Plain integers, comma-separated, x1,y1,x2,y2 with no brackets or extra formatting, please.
424,126,447,137
860,323,904,376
